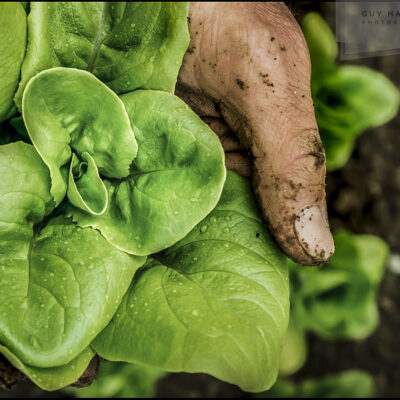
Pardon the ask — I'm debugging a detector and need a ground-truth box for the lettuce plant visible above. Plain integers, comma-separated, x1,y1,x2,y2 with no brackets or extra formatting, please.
0,2,290,393
276,230,388,378
291,230,388,340
302,13,400,170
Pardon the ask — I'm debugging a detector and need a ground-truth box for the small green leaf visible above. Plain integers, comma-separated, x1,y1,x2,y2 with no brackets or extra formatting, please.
301,12,338,67
68,152,108,216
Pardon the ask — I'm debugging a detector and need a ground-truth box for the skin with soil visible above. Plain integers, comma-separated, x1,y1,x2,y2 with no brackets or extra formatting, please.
177,2,333,266
0,2,399,398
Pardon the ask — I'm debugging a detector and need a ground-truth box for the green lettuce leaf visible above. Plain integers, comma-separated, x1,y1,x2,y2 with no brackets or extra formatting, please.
69,90,226,256
0,2,27,122
290,230,388,339
14,2,190,108
22,67,137,207
0,213,145,369
92,172,289,393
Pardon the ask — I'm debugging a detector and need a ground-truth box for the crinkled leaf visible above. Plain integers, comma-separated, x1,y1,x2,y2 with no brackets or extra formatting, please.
0,345,95,391
69,90,226,256
290,230,388,339
22,67,137,206
0,3,27,122
14,2,190,108
93,172,289,393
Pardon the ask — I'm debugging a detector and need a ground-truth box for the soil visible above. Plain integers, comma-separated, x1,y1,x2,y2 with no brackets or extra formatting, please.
1,1,399,398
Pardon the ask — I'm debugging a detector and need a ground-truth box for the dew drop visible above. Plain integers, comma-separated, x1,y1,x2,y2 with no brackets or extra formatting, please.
223,227,230,233
200,225,208,233
192,310,199,316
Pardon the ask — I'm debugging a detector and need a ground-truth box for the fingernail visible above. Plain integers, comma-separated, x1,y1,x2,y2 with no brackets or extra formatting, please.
294,205,335,262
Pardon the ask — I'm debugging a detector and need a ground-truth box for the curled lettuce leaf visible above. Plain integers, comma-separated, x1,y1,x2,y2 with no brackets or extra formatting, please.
0,3,27,122
69,90,226,256
92,172,289,393
22,67,137,208
0,142,145,369
14,2,190,108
